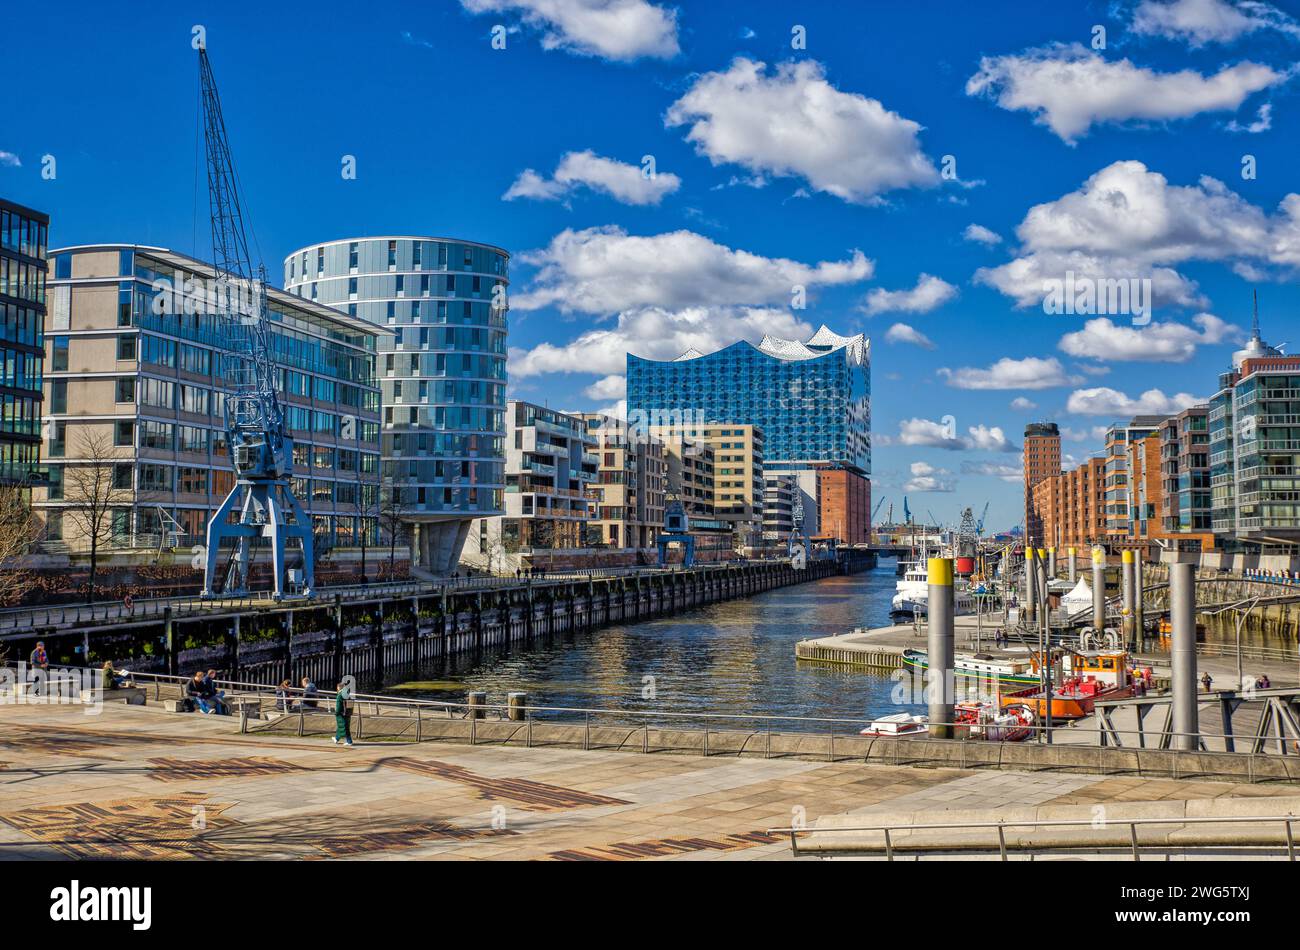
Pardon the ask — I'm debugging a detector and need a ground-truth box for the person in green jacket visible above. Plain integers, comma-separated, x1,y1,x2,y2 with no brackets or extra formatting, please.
333,684,354,746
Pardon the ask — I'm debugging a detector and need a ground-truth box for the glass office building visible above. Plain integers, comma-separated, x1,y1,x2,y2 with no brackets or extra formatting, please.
0,199,48,485
285,237,508,573
37,244,383,552
626,325,870,472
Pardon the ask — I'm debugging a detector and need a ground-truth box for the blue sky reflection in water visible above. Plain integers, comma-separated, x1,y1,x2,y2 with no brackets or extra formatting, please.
383,565,922,724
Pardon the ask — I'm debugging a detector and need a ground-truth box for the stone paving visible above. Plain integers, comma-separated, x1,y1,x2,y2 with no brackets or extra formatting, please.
0,702,1295,861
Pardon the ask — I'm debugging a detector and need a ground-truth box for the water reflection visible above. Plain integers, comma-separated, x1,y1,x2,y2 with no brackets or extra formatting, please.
382,564,915,723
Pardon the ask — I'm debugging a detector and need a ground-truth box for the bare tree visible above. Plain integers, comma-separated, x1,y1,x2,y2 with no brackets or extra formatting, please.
351,482,379,584
62,431,132,603
379,478,408,577
0,485,41,606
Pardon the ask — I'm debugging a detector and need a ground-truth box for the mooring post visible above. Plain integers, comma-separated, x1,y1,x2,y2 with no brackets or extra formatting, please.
1121,549,1136,650
1068,547,1077,584
1047,547,1056,580
164,607,176,677
1134,549,1145,641
1025,547,1037,624
1170,561,1199,751
927,557,955,739
1092,546,1106,632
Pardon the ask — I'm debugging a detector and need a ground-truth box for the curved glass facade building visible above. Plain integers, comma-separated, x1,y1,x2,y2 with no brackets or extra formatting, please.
626,326,870,472
627,326,872,545
285,237,508,573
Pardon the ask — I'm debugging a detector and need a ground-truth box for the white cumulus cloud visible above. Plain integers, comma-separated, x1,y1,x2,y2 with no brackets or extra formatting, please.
1010,396,1038,410
905,461,956,493
961,461,1024,483
0,152,20,168
861,274,957,315
1132,0,1300,47
504,150,682,206
512,225,873,314
460,0,679,61
1065,386,1205,416
966,43,1284,143
583,373,627,400
895,418,1017,452
1058,313,1241,362
963,223,1002,245
940,356,1081,390
665,58,940,204
509,306,814,380
884,323,936,349
973,160,1300,309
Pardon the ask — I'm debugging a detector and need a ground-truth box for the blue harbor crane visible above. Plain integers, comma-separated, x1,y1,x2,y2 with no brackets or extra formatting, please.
197,46,314,600
975,501,990,536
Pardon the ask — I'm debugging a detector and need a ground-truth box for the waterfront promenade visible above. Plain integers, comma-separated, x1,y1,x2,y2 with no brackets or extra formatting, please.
2,701,1297,861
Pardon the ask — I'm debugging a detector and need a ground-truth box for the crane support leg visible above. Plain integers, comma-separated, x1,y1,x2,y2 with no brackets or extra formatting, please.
202,478,314,600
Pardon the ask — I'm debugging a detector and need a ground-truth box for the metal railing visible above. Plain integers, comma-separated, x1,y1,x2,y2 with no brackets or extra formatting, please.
0,564,727,634
766,814,1298,860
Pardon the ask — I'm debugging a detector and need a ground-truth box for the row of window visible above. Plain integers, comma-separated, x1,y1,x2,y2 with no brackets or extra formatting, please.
0,209,47,260
1,300,43,350
0,255,46,305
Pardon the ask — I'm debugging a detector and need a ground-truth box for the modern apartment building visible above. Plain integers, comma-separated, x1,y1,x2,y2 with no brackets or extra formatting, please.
626,325,869,545
0,199,48,486
647,425,732,556
580,413,665,550
285,236,508,573
1023,422,1061,546
461,400,596,568
762,473,796,544
1103,417,1165,542
1209,318,1300,546
1159,406,1215,550
1030,454,1106,550
37,244,383,551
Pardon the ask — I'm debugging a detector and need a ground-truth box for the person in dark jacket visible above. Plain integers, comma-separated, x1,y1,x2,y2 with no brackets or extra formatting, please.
29,642,48,672
187,671,215,714
333,685,354,746
300,677,319,710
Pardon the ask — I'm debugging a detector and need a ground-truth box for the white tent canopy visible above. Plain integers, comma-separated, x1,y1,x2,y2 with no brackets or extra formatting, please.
1060,578,1094,616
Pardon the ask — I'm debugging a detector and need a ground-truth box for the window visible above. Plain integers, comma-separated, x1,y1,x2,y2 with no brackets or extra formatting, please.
140,377,175,410
115,377,136,403
113,463,133,490
117,335,137,361
178,467,207,494
139,420,173,450
50,380,67,414
138,463,172,492
51,336,68,372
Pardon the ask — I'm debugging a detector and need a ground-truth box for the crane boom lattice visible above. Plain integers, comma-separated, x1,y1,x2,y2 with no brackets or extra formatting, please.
197,47,314,600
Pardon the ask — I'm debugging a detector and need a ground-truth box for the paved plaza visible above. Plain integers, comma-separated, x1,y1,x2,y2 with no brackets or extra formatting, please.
0,703,1295,861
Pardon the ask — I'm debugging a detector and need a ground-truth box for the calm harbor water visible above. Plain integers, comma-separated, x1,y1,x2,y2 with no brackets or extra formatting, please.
381,563,917,723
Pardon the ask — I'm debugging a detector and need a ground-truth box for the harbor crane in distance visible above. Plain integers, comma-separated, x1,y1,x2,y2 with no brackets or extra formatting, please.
197,46,314,600
975,501,990,536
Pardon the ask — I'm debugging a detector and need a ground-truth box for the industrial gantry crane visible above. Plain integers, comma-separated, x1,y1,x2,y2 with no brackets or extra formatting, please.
198,47,314,600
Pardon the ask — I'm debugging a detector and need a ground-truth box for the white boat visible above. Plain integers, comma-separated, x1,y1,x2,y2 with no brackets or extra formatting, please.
859,712,928,738
890,560,975,621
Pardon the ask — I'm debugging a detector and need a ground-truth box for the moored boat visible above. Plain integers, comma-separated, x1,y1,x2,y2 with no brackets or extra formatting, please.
901,648,1043,689
999,649,1133,719
859,712,928,737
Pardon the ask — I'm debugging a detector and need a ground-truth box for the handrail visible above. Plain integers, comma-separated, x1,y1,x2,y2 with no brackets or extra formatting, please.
75,665,1299,757
766,814,1298,860
0,565,732,632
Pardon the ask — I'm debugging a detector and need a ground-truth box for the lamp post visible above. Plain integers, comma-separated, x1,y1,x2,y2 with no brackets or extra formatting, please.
1207,596,1263,692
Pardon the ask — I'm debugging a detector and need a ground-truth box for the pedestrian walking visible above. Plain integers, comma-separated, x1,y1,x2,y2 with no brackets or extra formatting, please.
333,684,354,746
1201,671,1213,692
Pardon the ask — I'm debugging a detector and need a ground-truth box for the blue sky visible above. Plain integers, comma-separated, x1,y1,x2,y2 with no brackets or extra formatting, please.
5,0,1300,532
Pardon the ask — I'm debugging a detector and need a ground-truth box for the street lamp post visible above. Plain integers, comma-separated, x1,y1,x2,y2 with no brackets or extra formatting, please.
1207,595,1263,692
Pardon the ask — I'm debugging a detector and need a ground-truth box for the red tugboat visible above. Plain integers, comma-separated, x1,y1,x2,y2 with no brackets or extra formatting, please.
1000,649,1134,720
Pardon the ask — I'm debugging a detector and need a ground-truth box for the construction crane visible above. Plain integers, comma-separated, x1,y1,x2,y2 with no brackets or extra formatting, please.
197,46,314,600
975,501,990,536
870,496,886,521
